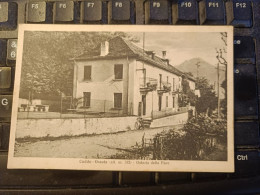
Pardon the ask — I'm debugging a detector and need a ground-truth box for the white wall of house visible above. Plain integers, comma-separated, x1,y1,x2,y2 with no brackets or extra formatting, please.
73,57,193,118
73,58,135,114
133,61,182,117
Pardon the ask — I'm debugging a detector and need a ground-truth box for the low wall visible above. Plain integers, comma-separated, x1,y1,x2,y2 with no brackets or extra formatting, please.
16,116,137,138
150,111,188,128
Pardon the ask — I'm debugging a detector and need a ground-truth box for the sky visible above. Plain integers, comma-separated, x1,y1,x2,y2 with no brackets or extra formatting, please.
133,32,227,66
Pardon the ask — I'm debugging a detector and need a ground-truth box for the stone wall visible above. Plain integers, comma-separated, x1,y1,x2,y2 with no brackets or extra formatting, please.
16,116,137,138
150,111,188,128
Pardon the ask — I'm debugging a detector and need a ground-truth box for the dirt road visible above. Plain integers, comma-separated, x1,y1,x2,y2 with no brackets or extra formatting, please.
15,125,183,159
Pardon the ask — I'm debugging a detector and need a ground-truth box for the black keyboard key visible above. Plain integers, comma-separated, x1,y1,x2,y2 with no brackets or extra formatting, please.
226,1,252,28
159,172,190,183
233,151,260,177
54,1,74,23
0,67,11,89
27,2,53,23
146,0,170,24
122,172,152,184
0,123,10,150
0,2,17,31
84,1,103,22
234,36,255,64
6,39,17,66
172,0,197,24
0,39,7,66
0,95,12,120
234,64,258,119
235,122,260,146
199,0,225,24
111,0,131,21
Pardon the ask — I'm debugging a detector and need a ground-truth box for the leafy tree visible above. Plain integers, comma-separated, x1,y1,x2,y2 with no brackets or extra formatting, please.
195,77,218,116
20,31,139,100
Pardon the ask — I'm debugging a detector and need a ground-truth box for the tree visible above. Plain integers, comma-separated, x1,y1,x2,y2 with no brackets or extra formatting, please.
19,31,139,100
195,77,218,116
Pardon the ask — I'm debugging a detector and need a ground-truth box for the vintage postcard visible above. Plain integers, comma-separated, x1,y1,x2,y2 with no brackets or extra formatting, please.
8,25,234,172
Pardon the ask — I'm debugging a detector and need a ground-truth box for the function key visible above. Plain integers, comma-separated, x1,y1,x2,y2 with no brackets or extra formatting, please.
0,2,17,31
109,0,132,23
26,2,53,23
172,0,197,24
226,0,252,28
234,36,255,64
235,122,259,147
145,0,170,24
0,67,11,89
199,0,225,25
0,95,12,120
84,1,103,23
54,1,79,23
0,40,7,66
234,64,258,119
6,39,17,66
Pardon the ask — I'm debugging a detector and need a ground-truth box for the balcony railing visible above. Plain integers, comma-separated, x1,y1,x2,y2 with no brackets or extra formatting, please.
140,77,158,92
158,81,171,93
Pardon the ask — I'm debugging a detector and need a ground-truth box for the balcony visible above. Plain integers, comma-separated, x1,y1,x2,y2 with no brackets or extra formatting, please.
158,81,171,94
140,77,158,93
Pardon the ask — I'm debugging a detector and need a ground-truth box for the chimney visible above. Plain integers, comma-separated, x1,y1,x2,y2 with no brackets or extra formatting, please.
162,51,166,59
100,41,109,56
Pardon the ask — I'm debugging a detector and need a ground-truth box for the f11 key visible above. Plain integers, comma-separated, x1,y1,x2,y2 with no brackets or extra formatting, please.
199,0,225,25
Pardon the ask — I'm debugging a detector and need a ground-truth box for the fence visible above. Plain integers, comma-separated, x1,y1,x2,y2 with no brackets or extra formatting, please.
138,131,225,161
17,98,133,119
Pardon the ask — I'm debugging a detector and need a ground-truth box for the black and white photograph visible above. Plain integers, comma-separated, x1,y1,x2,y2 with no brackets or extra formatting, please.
8,25,234,172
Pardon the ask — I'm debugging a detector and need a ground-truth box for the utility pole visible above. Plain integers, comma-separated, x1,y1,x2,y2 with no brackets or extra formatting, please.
216,63,220,119
195,62,200,78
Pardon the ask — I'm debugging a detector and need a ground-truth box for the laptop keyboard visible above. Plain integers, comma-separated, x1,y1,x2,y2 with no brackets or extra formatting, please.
0,0,260,194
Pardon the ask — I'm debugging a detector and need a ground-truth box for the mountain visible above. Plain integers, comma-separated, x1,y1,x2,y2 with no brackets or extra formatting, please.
175,58,226,98
175,57,225,87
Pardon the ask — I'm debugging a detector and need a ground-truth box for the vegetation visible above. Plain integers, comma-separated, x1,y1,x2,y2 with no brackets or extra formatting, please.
20,31,139,100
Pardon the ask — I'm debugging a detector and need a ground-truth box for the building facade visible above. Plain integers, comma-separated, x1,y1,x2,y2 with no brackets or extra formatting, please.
72,36,195,118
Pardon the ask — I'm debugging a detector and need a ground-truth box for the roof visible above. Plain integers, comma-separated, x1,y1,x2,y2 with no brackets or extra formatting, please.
73,36,196,81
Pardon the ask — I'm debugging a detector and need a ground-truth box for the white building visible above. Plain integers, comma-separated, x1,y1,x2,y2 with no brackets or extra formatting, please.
72,36,195,118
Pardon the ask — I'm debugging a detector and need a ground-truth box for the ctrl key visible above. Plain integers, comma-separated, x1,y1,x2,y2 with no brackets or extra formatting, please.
233,151,260,177
0,67,11,89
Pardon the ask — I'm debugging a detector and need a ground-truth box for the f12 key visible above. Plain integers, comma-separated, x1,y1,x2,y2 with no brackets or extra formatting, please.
226,0,252,28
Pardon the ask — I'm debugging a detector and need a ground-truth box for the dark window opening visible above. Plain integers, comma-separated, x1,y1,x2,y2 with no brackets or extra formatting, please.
158,95,162,111
83,92,91,107
114,93,122,108
114,64,123,79
84,66,92,80
166,96,168,107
